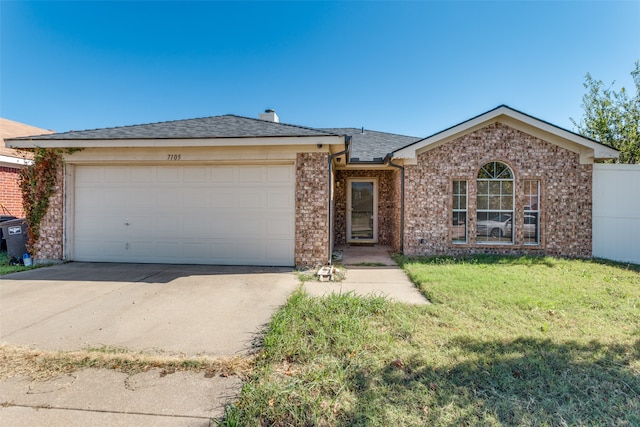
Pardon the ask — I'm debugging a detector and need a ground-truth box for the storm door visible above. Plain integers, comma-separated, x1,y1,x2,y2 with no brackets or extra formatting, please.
347,178,378,242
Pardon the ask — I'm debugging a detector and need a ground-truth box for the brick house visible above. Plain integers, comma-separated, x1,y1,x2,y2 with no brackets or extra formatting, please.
1,118,54,218
6,106,618,265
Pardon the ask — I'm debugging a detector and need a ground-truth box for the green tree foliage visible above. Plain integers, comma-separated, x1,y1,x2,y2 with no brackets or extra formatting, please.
571,61,640,164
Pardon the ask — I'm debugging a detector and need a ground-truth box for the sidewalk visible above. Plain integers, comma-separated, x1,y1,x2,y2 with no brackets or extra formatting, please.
1,368,238,426
303,245,430,305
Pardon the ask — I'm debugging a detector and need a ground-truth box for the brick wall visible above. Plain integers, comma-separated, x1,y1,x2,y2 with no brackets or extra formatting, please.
295,152,329,267
388,168,402,251
32,161,64,262
404,122,592,258
0,166,25,217
333,169,401,250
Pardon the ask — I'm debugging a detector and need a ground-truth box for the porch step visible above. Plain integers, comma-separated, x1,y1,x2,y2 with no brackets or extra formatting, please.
317,266,335,282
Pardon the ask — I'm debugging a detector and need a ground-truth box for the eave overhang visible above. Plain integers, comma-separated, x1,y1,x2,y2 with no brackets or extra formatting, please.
392,105,620,165
6,135,346,149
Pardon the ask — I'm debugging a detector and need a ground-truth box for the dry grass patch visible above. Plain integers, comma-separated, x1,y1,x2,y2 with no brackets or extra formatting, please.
0,344,255,381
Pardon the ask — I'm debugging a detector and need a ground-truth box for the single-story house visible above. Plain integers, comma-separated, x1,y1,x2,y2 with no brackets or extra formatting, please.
1,118,54,217
6,106,619,266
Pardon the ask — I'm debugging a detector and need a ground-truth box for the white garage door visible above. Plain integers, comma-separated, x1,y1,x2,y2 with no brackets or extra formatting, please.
73,164,295,266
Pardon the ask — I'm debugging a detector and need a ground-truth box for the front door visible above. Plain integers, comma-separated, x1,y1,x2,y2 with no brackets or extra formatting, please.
347,178,378,243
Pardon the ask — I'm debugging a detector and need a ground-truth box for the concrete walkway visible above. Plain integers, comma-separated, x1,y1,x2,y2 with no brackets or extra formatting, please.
0,263,299,426
304,245,429,305
1,263,298,356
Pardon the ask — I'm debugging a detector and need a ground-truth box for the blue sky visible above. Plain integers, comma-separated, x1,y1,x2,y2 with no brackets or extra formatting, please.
1,1,639,137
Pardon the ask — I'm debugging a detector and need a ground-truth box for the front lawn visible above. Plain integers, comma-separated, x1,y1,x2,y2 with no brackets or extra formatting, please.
222,256,640,426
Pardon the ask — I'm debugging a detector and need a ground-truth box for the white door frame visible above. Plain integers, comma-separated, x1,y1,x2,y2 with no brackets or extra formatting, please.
346,177,378,243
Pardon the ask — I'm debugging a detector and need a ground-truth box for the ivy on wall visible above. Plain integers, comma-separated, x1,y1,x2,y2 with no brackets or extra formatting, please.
18,148,64,253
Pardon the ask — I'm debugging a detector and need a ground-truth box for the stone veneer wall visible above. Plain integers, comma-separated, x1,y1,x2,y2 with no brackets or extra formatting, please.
295,152,329,266
403,122,593,258
334,169,401,250
33,161,64,261
0,166,25,217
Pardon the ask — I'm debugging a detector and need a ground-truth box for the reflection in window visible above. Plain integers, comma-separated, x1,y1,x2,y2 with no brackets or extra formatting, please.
452,180,467,243
477,162,513,244
524,180,540,245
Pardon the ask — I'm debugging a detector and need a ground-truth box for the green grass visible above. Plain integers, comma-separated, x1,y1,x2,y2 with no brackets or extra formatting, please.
0,250,52,275
0,251,32,275
221,255,640,426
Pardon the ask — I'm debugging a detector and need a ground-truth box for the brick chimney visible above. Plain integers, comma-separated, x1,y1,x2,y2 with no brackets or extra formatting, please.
259,109,279,123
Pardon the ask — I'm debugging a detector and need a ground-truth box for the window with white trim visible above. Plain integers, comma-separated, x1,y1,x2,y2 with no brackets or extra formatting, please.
524,180,540,245
452,180,467,243
476,161,514,244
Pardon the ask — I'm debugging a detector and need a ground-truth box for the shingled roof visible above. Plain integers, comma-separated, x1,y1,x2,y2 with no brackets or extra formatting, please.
322,128,421,162
1,118,54,163
12,115,339,140
6,114,421,162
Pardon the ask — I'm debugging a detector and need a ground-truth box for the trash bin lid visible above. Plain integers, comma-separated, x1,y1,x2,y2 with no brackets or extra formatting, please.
0,218,27,233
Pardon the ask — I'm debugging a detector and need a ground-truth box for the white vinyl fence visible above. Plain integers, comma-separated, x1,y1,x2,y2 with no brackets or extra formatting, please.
593,164,640,264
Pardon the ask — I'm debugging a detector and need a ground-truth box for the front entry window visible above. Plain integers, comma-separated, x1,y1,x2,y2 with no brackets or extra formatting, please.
347,179,378,242
476,161,514,244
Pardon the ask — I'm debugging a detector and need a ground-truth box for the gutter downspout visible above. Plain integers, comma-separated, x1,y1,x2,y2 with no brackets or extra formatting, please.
384,153,405,254
327,136,351,265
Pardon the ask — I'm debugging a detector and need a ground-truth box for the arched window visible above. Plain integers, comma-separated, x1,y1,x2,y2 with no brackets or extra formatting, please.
476,161,513,243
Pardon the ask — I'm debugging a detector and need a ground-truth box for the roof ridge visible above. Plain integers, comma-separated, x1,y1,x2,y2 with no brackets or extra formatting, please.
226,114,341,136
41,113,341,137
39,114,232,136
321,127,421,139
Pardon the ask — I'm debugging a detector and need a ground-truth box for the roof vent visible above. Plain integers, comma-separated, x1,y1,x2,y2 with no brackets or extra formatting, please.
259,109,279,123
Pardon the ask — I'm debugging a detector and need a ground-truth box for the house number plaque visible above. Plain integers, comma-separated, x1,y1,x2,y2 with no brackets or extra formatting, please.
167,154,181,160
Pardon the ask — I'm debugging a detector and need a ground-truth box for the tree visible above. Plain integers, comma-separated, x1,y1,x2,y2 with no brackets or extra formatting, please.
571,61,640,164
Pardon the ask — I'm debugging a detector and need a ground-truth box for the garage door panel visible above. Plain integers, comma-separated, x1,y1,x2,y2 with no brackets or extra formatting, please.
237,192,263,209
130,192,156,210
210,217,235,235
238,166,263,182
158,190,183,210
211,193,235,208
129,241,154,257
76,166,103,183
129,216,155,236
74,165,294,266
267,191,293,209
183,217,210,235
104,167,130,183
148,241,178,258
268,216,294,236
211,166,234,182
239,217,267,237
157,167,180,182
183,190,208,209
184,167,207,182
131,167,154,183
270,165,293,181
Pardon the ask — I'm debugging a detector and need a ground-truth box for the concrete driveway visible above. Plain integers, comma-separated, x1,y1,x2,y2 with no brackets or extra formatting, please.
0,262,299,357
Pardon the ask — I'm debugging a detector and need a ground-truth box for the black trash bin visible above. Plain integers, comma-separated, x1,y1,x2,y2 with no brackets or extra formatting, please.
0,215,17,252
1,218,28,261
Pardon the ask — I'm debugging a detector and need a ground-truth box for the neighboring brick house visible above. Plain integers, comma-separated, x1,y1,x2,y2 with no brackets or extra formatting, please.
6,106,618,265
0,118,54,218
